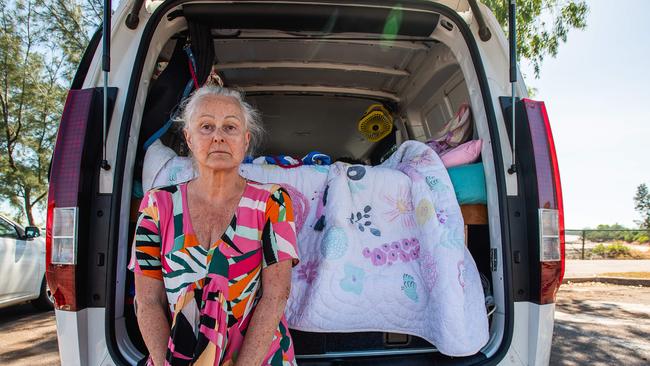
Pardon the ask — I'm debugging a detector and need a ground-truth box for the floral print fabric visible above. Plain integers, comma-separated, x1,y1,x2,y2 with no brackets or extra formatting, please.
128,181,299,365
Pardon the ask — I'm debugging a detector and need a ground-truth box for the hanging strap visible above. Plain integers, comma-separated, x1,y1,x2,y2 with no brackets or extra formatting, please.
184,44,200,89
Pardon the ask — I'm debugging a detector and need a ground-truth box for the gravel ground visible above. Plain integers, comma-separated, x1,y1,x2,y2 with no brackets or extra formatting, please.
551,282,650,365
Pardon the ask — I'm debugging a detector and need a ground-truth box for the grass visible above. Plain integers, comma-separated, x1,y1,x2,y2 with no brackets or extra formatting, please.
600,272,650,279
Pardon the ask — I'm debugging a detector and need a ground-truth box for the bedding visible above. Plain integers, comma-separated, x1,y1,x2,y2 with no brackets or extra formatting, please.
440,139,482,168
141,141,489,356
447,162,487,205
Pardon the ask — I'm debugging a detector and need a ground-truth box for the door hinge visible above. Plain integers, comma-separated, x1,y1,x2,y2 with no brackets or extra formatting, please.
490,248,498,272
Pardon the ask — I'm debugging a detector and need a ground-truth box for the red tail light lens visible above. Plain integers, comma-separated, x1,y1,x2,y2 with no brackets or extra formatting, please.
46,88,95,311
522,99,565,304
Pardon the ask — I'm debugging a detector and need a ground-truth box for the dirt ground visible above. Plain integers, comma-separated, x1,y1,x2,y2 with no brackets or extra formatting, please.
0,304,59,365
551,282,650,366
0,282,648,365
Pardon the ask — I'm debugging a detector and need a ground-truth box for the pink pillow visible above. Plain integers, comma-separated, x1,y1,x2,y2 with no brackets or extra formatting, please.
440,139,482,168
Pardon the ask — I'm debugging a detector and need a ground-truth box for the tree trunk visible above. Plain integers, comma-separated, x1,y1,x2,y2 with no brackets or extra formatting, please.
24,188,35,226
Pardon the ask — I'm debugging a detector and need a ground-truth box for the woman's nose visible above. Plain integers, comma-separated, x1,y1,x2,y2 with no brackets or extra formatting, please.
212,128,226,142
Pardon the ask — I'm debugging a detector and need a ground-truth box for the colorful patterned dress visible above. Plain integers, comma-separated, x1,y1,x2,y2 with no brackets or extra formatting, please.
128,181,300,365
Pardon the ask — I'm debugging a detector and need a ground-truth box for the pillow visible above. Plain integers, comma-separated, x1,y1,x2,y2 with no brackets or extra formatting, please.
440,139,482,168
447,163,487,205
142,139,178,192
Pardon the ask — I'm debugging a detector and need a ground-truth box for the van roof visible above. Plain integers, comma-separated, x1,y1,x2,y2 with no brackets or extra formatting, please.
142,0,472,14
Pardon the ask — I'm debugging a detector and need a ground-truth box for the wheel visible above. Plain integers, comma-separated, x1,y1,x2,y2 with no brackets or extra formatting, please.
32,277,54,311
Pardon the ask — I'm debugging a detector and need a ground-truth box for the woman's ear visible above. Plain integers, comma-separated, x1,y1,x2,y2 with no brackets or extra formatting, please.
245,131,251,151
184,128,192,151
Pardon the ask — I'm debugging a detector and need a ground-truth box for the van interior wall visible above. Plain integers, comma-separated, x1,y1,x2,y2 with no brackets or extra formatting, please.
122,18,496,358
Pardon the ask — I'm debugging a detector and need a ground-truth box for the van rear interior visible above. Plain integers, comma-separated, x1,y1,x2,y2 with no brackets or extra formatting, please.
118,3,508,364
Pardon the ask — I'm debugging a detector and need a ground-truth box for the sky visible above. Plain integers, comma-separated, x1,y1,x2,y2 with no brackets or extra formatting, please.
4,0,649,229
520,0,650,229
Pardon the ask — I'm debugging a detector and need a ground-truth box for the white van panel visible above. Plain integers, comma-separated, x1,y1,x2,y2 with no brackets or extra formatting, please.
488,302,554,365
55,308,90,366
527,303,555,365
430,14,511,357
79,2,149,194
55,308,128,366
471,2,531,197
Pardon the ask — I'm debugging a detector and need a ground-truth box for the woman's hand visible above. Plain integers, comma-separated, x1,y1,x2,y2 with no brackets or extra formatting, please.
135,274,170,366
234,260,293,366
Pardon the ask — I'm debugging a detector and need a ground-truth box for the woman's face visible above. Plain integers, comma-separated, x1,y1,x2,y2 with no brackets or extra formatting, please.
184,95,250,173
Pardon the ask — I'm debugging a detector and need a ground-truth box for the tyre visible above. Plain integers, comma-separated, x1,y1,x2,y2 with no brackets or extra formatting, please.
32,277,54,311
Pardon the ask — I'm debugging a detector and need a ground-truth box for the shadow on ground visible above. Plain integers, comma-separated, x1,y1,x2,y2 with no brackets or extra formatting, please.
551,283,650,366
0,304,59,365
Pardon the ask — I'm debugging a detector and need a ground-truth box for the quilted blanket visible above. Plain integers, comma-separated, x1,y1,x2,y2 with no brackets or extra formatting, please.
145,140,489,356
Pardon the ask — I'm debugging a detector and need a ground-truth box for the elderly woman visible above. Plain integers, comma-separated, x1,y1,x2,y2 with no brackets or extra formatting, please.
129,86,300,366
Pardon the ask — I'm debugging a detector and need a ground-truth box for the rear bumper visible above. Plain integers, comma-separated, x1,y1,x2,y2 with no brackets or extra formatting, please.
55,308,110,366
54,302,554,366
497,302,555,366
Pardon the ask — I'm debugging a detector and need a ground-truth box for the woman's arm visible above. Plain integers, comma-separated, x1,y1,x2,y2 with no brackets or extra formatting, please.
135,274,170,366
234,259,293,366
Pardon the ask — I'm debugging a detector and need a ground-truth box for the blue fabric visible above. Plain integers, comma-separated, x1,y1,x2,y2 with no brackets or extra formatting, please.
447,163,487,205
265,155,301,166
302,151,331,165
250,152,332,167
132,180,144,199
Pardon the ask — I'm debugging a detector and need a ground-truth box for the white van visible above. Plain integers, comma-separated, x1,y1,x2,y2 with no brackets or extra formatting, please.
46,0,565,365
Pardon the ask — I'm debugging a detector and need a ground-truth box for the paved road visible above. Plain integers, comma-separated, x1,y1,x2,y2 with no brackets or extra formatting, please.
551,282,650,365
564,259,650,277
0,304,59,365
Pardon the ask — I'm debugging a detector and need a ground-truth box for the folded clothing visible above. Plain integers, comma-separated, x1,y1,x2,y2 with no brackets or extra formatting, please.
426,103,472,154
440,139,482,168
447,163,487,205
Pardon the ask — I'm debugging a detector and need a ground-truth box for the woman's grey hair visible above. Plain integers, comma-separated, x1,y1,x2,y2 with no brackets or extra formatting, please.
178,85,264,155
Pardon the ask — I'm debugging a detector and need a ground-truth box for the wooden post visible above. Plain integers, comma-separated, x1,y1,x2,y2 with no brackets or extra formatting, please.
581,230,586,260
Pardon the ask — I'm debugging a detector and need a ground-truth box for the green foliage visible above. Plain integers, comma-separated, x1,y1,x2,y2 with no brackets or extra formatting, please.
580,223,650,243
482,0,589,78
592,243,631,258
583,223,627,242
35,0,103,80
636,235,650,244
0,0,100,225
634,183,650,229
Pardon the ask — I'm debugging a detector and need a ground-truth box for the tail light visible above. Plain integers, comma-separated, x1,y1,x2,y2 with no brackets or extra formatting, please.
46,89,95,311
522,99,565,304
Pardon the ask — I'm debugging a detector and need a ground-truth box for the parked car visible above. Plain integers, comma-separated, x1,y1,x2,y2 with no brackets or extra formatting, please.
0,214,53,310
46,0,564,365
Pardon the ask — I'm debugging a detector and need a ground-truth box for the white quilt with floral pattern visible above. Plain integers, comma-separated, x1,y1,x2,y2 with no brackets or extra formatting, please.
239,141,488,357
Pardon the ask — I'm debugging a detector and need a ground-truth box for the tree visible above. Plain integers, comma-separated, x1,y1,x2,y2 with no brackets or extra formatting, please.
35,0,103,80
0,0,100,225
634,183,650,229
483,0,589,78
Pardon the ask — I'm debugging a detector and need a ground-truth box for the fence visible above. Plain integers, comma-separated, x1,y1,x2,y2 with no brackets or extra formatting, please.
565,229,650,260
